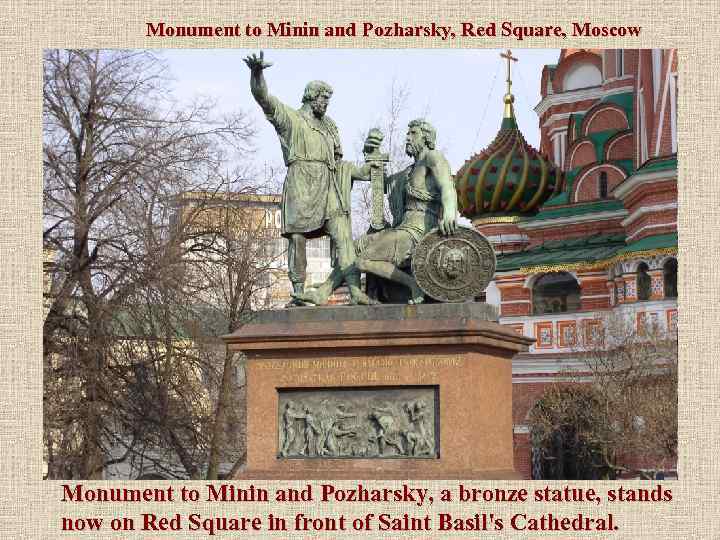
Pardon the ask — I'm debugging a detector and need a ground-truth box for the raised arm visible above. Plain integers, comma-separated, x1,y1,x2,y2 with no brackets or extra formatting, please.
427,150,458,235
243,51,274,114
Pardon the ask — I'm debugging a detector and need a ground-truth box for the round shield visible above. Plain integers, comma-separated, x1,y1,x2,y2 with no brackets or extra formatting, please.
411,227,496,303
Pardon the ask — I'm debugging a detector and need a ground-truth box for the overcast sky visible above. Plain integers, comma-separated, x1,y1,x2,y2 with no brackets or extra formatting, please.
159,48,560,174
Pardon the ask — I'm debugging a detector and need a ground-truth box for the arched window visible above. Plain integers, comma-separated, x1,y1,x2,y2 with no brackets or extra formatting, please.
532,272,581,315
664,258,678,298
563,63,602,91
637,263,651,301
598,171,608,199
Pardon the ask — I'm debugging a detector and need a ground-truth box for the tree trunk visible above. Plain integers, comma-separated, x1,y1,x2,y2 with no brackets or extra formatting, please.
206,349,235,479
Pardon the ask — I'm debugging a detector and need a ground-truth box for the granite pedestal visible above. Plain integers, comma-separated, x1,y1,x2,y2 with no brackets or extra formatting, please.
222,303,533,479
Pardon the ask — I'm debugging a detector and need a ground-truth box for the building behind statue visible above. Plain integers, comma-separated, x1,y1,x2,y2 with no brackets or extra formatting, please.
456,48,678,478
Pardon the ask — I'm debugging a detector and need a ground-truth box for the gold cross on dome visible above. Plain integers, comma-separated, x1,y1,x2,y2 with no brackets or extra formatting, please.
500,49,518,91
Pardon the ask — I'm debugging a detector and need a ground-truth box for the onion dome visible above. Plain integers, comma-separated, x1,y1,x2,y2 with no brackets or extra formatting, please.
455,51,562,220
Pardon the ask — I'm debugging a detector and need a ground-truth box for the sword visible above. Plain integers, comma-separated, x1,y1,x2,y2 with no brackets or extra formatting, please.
363,128,389,231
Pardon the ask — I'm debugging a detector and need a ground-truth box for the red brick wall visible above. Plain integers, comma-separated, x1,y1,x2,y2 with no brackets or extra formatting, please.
500,284,531,302
636,50,655,167
574,166,625,203
625,209,677,241
541,99,599,138
603,77,635,91
580,277,609,295
501,302,531,317
527,219,625,247
580,296,611,310
499,280,532,316
568,140,596,169
623,50,640,78
579,272,612,311
604,50,617,79
513,433,532,479
623,179,677,210
474,223,524,237
606,132,634,160
657,100,674,157
584,106,628,134
513,382,550,424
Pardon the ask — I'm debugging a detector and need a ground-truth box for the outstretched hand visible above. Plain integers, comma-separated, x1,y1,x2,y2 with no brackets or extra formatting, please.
243,51,273,73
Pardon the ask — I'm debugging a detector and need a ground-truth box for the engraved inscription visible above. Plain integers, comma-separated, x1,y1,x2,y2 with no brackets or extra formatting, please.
256,355,464,371
278,387,438,459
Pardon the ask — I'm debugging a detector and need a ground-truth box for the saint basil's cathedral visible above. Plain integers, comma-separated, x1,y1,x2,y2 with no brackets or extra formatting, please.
456,48,678,479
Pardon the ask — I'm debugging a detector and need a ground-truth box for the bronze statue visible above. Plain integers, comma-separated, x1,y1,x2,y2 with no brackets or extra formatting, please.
246,53,493,307
357,119,458,304
244,52,375,305
294,119,458,305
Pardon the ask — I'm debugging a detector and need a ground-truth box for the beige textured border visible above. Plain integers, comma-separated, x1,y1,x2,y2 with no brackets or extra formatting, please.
1,1,716,538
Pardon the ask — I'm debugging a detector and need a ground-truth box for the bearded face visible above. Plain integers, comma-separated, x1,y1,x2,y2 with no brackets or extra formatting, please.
310,91,331,118
442,249,464,280
405,125,426,157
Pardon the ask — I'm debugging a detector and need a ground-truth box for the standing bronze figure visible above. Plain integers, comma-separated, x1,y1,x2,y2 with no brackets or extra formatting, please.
244,52,371,304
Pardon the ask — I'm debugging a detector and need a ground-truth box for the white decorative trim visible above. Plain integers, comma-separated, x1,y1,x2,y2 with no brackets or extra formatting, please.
552,132,562,167
654,50,675,157
542,109,590,128
626,221,677,242
639,87,649,164
652,49,662,109
518,209,628,230
613,168,677,198
548,126,569,136
577,270,608,278
580,294,610,299
670,73,678,154
513,357,587,374
535,85,634,116
604,74,635,84
621,202,678,227
495,276,527,284
513,375,595,383
501,299,531,304
486,234,528,243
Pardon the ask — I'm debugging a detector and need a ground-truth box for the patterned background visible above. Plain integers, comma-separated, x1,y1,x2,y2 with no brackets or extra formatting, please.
0,1,716,537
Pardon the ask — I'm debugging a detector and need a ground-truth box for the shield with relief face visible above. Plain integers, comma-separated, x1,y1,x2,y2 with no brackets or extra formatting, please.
412,227,496,302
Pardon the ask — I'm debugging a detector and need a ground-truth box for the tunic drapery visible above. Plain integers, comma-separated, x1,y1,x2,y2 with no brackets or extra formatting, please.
265,96,346,238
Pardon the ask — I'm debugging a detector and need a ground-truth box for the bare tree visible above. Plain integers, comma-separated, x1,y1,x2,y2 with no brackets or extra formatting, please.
180,189,285,479
528,314,678,479
43,49,258,479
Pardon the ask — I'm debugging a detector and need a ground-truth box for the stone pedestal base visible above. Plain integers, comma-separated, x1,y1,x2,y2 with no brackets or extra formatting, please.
223,303,532,480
